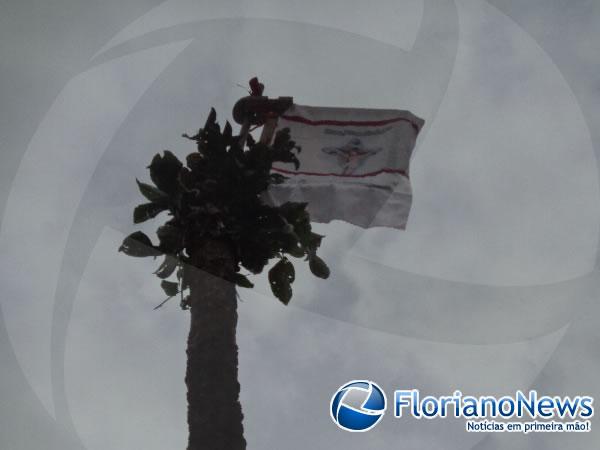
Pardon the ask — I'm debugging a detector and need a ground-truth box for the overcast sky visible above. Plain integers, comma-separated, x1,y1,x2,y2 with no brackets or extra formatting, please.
1,1,600,449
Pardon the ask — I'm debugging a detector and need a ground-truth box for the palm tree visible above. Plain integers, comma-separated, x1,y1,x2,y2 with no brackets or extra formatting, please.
118,99,329,450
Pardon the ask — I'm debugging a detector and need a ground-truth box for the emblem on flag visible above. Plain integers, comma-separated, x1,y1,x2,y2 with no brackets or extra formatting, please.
321,138,383,175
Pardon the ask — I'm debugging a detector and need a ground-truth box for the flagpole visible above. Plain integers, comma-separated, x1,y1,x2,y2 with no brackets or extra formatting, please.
238,118,251,147
259,112,279,144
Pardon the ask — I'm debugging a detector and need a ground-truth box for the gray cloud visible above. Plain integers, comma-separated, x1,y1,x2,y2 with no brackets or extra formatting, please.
1,1,600,449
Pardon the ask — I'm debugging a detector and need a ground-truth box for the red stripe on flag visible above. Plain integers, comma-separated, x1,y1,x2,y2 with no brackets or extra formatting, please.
280,114,421,132
271,167,409,179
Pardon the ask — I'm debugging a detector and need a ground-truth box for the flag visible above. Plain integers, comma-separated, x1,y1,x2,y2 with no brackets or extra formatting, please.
266,104,424,229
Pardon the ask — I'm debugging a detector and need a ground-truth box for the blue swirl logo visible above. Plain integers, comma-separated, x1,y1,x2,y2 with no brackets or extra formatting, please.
330,380,387,432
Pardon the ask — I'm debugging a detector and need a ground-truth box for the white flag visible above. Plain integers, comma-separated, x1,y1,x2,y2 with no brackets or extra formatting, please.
267,104,424,229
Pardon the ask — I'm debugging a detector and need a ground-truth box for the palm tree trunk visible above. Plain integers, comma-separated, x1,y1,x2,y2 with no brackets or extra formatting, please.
186,239,246,450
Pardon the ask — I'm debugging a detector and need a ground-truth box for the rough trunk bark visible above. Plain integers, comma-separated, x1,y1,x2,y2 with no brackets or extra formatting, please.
186,239,246,450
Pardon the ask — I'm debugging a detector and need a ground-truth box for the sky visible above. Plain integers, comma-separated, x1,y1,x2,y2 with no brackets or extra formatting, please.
1,0,600,449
